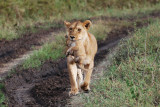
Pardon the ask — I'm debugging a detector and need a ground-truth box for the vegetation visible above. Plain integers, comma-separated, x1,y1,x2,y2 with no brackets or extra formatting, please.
84,20,160,106
0,83,6,107
23,33,66,69
0,0,160,40
1,0,159,21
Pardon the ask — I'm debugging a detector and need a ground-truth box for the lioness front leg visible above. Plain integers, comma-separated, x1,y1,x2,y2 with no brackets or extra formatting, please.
81,61,94,92
67,56,79,96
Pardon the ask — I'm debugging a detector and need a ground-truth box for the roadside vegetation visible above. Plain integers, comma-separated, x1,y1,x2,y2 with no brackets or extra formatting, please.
0,0,160,40
84,20,160,106
0,83,5,107
23,33,66,69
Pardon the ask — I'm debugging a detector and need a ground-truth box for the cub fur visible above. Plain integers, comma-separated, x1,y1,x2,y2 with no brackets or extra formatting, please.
65,34,88,71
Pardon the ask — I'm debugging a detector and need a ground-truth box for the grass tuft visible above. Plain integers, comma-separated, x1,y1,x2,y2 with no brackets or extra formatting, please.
0,83,6,107
90,21,111,41
23,33,66,69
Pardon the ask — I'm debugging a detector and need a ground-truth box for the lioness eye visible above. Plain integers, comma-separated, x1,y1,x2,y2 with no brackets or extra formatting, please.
78,28,81,32
69,28,72,31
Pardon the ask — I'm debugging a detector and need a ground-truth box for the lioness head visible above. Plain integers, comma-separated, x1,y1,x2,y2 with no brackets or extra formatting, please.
64,20,92,41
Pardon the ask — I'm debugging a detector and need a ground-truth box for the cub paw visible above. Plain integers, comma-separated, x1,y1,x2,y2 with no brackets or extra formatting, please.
74,57,80,63
66,52,69,57
66,50,74,57
83,59,90,65
65,51,70,57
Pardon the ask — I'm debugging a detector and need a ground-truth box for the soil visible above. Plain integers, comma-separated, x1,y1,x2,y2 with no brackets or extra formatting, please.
1,10,160,107
0,22,64,67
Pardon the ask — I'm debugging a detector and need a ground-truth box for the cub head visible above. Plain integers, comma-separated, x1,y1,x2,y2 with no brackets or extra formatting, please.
64,20,92,41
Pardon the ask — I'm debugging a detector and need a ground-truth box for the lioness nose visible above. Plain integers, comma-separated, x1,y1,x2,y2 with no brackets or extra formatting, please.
70,36,75,39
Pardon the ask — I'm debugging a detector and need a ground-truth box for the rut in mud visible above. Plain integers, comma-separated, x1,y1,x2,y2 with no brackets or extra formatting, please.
0,22,65,76
0,22,64,68
2,10,160,107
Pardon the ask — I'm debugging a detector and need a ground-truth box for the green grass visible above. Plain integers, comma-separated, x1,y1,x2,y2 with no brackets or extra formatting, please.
23,33,66,69
0,83,6,107
63,3,160,21
84,20,160,106
0,1,160,40
90,21,111,41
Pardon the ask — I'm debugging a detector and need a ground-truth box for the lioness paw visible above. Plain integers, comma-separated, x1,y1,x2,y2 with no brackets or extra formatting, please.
81,82,90,93
69,90,79,96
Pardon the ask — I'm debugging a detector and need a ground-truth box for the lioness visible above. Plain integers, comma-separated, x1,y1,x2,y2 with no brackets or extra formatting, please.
64,20,97,95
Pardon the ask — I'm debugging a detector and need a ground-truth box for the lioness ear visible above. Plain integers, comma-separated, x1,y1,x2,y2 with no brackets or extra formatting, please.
83,20,92,30
64,21,71,28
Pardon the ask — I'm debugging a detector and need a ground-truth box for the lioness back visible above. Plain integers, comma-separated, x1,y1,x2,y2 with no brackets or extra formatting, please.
84,32,97,60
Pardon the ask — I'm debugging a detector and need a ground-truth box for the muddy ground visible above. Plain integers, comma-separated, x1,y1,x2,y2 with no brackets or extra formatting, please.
0,22,64,67
1,10,160,107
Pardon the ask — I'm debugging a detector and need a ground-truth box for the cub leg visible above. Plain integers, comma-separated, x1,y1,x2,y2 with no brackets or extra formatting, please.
66,47,73,56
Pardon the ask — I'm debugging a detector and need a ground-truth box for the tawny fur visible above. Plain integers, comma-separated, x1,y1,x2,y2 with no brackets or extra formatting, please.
65,35,88,71
64,20,97,95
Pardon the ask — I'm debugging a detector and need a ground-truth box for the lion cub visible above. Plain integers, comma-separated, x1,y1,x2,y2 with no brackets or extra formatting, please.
65,34,87,70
